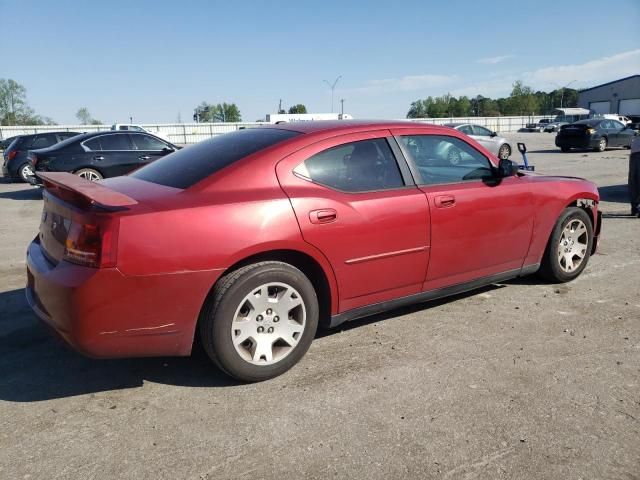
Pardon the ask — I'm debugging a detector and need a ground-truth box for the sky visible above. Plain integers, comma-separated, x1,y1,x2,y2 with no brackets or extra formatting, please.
2,0,640,124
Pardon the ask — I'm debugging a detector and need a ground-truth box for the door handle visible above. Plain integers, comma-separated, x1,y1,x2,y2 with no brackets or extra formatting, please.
93,155,105,161
309,209,337,224
434,195,456,208
138,155,151,161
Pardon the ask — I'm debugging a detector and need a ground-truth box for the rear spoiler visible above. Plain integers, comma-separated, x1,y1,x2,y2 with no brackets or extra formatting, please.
37,172,138,211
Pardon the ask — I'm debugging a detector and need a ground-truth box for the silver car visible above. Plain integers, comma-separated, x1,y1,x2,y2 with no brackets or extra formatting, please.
444,123,512,159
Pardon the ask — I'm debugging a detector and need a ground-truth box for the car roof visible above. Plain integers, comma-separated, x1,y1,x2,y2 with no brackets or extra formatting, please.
573,119,603,125
266,119,456,136
13,131,80,140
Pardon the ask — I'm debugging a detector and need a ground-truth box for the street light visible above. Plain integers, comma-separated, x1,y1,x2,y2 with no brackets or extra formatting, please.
323,75,342,113
551,80,577,108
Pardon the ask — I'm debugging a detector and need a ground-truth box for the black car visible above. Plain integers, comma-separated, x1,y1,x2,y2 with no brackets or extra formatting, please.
2,131,80,182
555,119,638,152
29,131,179,183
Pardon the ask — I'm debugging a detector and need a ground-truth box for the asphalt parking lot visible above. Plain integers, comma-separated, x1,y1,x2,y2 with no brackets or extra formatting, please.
0,132,638,479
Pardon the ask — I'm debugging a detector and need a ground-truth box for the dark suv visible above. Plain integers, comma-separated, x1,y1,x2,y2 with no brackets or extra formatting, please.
2,132,80,182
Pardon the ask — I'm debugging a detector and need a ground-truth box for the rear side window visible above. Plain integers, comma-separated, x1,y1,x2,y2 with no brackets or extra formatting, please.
293,138,404,192
30,135,56,149
99,134,132,150
131,128,301,189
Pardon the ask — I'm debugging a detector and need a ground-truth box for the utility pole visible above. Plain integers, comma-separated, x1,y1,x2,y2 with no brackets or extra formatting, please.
323,76,342,113
340,99,345,115
278,99,283,114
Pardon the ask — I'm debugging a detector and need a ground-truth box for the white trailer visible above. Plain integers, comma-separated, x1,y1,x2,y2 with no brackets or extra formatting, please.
265,113,353,123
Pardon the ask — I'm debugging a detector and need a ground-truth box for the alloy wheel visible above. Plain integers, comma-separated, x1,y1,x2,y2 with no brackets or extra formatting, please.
76,169,102,182
231,282,306,365
557,219,588,273
20,164,34,181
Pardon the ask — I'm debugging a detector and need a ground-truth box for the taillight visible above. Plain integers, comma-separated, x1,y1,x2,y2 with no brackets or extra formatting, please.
63,218,118,268
7,150,18,161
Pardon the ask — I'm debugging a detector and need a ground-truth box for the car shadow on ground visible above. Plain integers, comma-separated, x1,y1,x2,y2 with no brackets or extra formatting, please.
0,288,241,402
0,187,42,200
1,283,512,402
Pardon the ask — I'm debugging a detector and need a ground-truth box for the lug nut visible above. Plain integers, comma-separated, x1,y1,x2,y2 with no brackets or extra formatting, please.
268,327,274,333
273,316,279,322
266,308,273,315
257,326,264,333
257,315,263,322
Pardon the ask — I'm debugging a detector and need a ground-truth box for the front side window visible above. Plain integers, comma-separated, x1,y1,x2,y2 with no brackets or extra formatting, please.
131,133,168,151
471,125,493,136
293,138,404,192
610,120,625,129
398,135,494,185
457,125,473,135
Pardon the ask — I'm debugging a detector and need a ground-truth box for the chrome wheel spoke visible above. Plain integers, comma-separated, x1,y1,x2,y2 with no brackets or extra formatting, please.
557,218,589,274
231,281,306,366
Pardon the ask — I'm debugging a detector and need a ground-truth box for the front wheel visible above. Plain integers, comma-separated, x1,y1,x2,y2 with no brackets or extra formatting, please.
595,137,607,152
539,207,593,283
199,261,319,382
498,143,511,160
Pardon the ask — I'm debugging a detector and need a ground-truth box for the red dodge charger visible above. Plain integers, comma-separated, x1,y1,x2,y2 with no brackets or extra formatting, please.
26,121,601,381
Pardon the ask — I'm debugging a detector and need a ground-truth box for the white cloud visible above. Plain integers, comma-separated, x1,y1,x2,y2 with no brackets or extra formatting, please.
524,49,640,88
349,74,458,94
476,55,514,65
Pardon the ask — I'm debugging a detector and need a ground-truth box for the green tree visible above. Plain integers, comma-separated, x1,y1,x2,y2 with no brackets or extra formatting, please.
406,99,430,118
76,107,91,124
194,102,241,122
288,104,307,114
0,78,28,125
76,107,101,125
506,81,539,115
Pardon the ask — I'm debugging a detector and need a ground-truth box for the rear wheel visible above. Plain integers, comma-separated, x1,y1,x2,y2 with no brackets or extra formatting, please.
539,207,593,283
75,168,103,181
18,163,34,182
199,261,319,382
595,137,607,152
498,143,511,160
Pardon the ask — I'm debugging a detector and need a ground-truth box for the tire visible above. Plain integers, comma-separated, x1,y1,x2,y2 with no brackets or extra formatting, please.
560,147,570,152
595,137,607,152
538,207,593,283
18,163,34,183
498,143,511,160
75,168,103,181
199,261,319,382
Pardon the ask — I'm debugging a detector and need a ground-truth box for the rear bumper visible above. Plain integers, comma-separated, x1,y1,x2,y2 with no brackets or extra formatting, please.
26,239,222,358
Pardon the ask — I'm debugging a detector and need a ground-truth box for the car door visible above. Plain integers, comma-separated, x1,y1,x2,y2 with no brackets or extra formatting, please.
276,130,431,313
608,120,627,147
470,125,499,155
82,133,135,177
392,128,534,291
129,133,173,170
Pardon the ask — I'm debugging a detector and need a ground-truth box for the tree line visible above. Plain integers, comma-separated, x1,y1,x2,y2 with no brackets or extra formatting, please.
407,81,579,119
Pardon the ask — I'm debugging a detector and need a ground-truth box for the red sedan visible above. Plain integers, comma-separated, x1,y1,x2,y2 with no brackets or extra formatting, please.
26,121,601,381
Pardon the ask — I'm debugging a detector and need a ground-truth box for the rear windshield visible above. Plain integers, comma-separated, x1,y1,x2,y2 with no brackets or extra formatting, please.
131,128,301,188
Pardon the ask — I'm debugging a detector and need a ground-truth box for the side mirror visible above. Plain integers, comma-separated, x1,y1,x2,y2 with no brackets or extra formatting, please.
162,147,175,153
498,158,519,178
490,131,497,137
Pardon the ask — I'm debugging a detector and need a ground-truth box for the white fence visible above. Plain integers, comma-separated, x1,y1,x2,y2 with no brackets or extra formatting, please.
0,116,545,145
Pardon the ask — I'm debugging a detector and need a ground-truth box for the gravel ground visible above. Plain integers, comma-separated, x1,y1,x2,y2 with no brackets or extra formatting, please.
0,132,638,480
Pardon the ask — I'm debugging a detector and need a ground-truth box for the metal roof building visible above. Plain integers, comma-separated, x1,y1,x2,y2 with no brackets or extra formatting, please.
577,75,640,116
